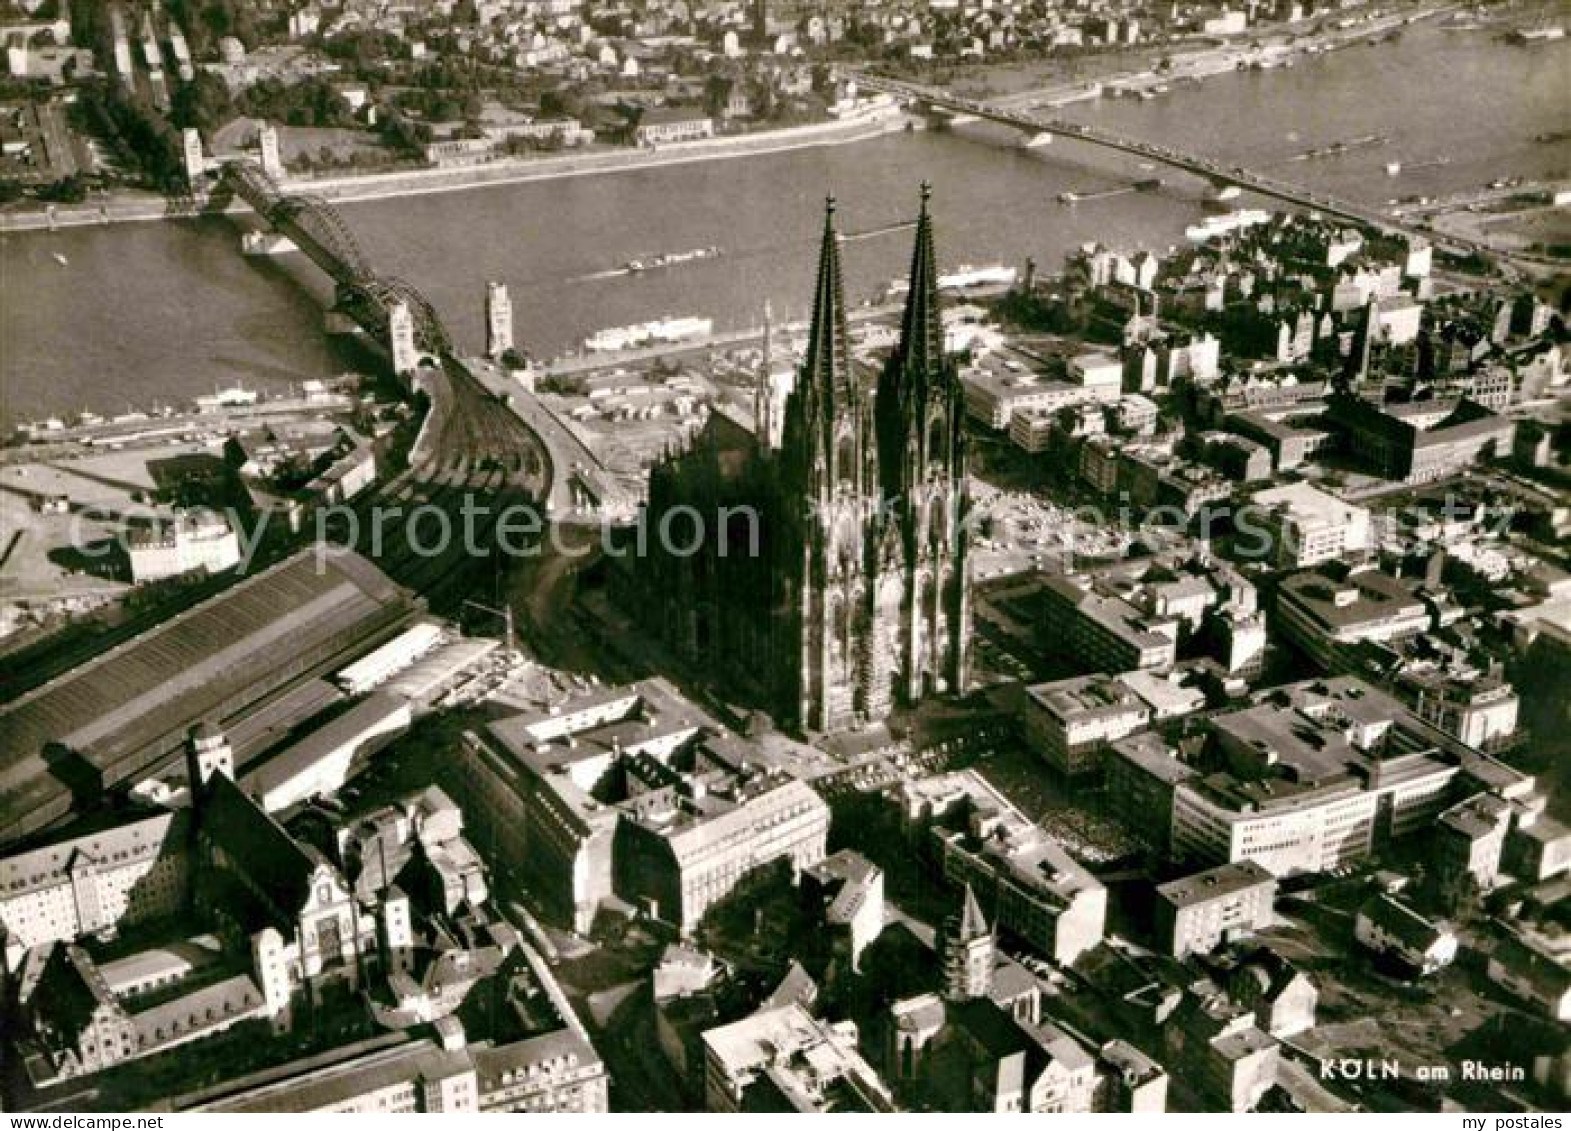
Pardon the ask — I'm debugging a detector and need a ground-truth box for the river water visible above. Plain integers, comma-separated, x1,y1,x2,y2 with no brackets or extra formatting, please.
1,21,1565,427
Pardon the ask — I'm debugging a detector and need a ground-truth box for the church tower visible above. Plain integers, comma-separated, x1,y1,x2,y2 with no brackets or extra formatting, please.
778,197,885,732
941,885,993,1001
755,299,777,450
185,721,234,796
876,183,971,704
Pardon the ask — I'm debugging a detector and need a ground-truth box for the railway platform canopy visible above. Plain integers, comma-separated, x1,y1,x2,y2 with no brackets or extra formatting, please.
0,546,422,848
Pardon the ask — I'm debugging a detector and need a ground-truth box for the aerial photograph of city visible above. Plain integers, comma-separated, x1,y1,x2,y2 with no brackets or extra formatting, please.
0,0,1566,1119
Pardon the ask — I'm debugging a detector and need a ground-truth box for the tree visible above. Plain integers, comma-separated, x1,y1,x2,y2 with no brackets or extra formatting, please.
704,73,734,118
378,111,432,157
752,80,777,121
540,86,586,121
39,176,87,203
240,76,354,129
169,70,234,132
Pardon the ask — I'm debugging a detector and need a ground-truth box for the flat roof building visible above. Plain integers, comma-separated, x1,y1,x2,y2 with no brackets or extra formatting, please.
188,1021,608,1113
963,363,1117,431
1176,678,1460,875
1249,482,1371,569
701,1002,895,1112
1040,574,1177,674
126,510,241,583
1019,675,1151,777
1275,564,1431,669
1329,395,1514,485
1116,676,1523,879
1154,861,1276,958
453,678,829,934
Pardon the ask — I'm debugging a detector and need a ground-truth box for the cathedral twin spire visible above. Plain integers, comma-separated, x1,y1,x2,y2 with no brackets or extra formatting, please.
785,187,955,503
801,196,856,421
895,182,945,390
800,185,943,405
639,186,970,735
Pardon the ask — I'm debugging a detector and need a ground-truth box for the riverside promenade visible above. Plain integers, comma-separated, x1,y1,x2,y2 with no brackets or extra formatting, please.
0,112,906,233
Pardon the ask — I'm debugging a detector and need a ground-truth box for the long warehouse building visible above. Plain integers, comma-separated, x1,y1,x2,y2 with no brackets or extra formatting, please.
0,546,422,847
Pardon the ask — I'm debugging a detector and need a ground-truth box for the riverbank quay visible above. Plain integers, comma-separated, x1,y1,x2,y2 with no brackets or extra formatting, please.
0,113,907,234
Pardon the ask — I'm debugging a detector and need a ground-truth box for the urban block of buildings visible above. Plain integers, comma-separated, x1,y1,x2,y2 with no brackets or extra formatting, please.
894,770,1107,966
451,677,831,935
1107,675,1542,878
1,725,607,1111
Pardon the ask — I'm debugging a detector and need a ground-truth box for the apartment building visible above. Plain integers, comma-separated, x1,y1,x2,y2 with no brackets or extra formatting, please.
1249,483,1371,569
1019,675,1152,777
1040,575,1177,674
1154,861,1277,958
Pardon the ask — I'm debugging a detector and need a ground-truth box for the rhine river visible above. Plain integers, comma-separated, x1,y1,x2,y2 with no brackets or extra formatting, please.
1,21,1565,427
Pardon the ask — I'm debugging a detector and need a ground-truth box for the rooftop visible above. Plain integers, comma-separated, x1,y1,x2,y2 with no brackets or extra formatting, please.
240,689,409,805
1252,481,1366,531
1110,732,1198,786
702,1001,891,1112
1042,575,1175,655
1277,565,1428,632
1025,674,1148,725
483,678,826,856
900,770,1104,908
1438,792,1513,841
205,1038,473,1113
1157,860,1275,909
1490,932,1571,998
1200,677,1459,812
0,809,188,901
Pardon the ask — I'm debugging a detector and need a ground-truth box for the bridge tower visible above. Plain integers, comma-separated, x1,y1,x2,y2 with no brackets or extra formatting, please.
181,128,206,190
258,121,285,181
388,300,419,377
485,281,513,361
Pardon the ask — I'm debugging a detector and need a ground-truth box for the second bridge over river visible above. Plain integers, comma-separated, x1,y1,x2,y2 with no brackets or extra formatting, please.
842,69,1539,267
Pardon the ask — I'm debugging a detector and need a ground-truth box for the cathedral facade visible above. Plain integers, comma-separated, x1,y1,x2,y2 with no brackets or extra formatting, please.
631,188,971,733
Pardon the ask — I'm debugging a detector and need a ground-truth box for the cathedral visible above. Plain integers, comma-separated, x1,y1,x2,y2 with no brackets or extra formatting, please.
628,187,972,733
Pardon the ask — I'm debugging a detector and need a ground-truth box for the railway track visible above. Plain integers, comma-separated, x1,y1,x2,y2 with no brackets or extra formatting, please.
350,439,541,608
332,355,553,604
436,359,550,493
